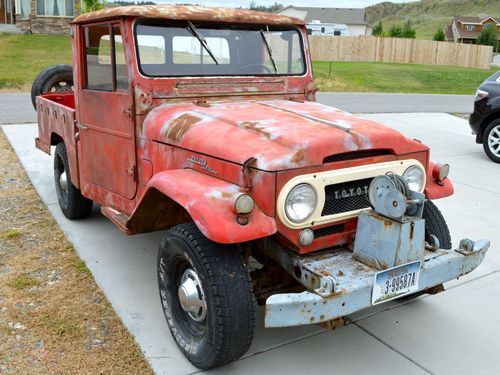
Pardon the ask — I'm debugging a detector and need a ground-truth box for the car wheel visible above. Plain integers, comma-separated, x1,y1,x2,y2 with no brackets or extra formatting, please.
31,64,73,109
54,142,93,219
423,200,451,250
157,223,256,370
483,119,500,163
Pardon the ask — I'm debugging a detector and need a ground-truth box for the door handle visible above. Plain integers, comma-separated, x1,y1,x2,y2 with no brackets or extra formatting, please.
76,123,88,130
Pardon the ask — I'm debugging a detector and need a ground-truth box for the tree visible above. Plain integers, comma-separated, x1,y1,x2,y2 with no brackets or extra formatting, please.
433,28,445,42
388,21,416,39
80,0,107,12
477,24,498,51
388,24,402,37
249,1,283,13
401,20,416,39
373,21,384,37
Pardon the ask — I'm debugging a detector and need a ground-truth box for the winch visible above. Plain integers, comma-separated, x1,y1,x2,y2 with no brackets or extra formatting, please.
354,173,431,270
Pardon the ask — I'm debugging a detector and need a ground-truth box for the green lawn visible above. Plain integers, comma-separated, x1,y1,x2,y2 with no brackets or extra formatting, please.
0,33,497,95
0,33,71,90
313,61,498,95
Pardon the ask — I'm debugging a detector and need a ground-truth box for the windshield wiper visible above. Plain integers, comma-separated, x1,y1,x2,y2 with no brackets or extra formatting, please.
187,20,219,65
259,28,278,74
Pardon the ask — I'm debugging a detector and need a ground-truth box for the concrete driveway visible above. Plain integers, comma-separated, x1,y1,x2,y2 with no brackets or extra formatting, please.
2,113,500,375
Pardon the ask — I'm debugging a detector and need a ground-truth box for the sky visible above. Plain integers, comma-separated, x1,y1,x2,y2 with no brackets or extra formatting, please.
155,0,411,9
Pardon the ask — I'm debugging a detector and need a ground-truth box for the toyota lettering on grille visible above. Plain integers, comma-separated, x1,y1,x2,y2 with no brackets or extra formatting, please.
333,185,369,200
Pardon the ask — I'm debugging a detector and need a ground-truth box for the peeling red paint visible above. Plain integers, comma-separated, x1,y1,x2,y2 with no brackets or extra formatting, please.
34,6,453,251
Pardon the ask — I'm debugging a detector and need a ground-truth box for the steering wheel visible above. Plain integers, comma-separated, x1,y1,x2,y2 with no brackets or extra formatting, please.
235,63,274,74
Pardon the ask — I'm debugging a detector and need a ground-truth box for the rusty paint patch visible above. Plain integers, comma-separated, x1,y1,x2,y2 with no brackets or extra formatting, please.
72,5,305,25
291,149,305,164
164,114,201,142
240,121,272,140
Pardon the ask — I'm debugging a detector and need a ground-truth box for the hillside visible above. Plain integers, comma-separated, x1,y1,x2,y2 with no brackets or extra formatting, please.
366,0,500,40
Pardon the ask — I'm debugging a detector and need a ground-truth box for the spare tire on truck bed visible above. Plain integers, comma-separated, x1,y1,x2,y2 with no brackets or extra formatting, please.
31,64,74,109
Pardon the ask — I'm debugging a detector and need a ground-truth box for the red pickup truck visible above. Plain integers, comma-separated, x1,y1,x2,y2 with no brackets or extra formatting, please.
33,5,489,369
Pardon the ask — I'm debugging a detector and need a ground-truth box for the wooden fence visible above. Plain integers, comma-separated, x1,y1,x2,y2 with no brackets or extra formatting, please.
308,36,493,69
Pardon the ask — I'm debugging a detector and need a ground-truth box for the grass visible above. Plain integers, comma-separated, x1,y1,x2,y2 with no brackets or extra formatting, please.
0,33,71,90
10,274,40,290
0,129,153,374
0,228,21,239
313,61,498,94
0,33,497,95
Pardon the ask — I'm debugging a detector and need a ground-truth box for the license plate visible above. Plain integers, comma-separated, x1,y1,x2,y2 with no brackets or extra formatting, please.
372,261,421,305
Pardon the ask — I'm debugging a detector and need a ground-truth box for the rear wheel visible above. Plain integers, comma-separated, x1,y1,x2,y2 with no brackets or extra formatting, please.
31,64,73,109
157,223,256,370
483,119,500,163
54,142,93,219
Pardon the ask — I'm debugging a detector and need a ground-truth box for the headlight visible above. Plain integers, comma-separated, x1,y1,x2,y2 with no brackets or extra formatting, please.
403,165,425,192
285,183,317,223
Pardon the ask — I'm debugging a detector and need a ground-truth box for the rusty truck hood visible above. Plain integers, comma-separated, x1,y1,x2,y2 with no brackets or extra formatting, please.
143,100,428,171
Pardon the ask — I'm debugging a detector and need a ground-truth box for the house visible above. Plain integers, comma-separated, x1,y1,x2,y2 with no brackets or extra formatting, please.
275,6,372,36
9,0,80,34
445,16,500,47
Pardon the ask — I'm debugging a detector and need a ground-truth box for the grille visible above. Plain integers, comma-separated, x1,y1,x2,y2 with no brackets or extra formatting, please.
314,224,345,238
323,150,391,164
321,177,373,216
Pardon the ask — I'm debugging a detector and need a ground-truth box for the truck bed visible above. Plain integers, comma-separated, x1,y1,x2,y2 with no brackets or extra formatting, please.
35,92,80,188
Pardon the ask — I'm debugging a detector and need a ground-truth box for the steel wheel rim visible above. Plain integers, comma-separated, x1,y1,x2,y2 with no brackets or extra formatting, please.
49,81,73,93
488,125,500,157
59,170,68,193
177,268,207,322
55,154,68,206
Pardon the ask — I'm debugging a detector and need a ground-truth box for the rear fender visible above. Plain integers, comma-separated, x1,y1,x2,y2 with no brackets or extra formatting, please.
425,162,454,199
130,169,277,243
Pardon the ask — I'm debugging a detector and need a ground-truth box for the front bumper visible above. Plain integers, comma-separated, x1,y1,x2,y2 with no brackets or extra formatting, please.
265,239,489,328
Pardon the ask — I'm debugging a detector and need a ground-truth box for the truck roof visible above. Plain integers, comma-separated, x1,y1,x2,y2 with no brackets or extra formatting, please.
72,5,305,26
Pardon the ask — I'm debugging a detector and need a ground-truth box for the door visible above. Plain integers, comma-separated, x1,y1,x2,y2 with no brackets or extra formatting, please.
78,23,137,200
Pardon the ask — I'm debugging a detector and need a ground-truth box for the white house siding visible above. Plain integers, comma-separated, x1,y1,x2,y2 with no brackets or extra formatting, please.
347,24,369,36
278,8,308,20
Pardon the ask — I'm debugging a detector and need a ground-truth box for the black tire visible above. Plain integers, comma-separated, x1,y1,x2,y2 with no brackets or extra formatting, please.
31,64,73,109
423,200,452,250
157,223,256,370
482,119,500,163
54,142,93,219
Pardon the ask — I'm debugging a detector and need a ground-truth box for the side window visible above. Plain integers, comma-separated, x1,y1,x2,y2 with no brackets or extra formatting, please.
84,24,129,91
113,25,129,91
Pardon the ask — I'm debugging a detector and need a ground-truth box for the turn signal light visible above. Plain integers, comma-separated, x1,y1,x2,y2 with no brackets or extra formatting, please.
432,163,450,184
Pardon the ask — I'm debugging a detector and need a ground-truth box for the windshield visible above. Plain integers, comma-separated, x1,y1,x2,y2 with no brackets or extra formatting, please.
135,22,306,77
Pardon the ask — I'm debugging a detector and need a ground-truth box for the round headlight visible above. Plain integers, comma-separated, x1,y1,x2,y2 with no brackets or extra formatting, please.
285,183,317,223
403,165,425,192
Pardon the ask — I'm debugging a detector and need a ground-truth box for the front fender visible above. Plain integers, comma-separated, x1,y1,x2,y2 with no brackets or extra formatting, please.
139,169,277,244
425,162,454,199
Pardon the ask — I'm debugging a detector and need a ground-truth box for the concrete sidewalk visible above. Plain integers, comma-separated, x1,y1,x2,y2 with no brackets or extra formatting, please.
3,113,500,375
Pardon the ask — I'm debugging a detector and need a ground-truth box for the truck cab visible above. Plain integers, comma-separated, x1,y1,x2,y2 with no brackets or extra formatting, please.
33,5,490,370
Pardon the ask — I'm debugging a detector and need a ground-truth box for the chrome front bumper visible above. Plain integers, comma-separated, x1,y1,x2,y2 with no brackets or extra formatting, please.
265,239,490,328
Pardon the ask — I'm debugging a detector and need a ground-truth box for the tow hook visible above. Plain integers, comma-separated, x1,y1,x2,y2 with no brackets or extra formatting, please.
456,239,490,256
314,276,336,297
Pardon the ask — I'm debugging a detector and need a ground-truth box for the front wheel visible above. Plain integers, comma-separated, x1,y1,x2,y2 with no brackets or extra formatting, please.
157,223,256,370
483,119,500,163
423,200,452,249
